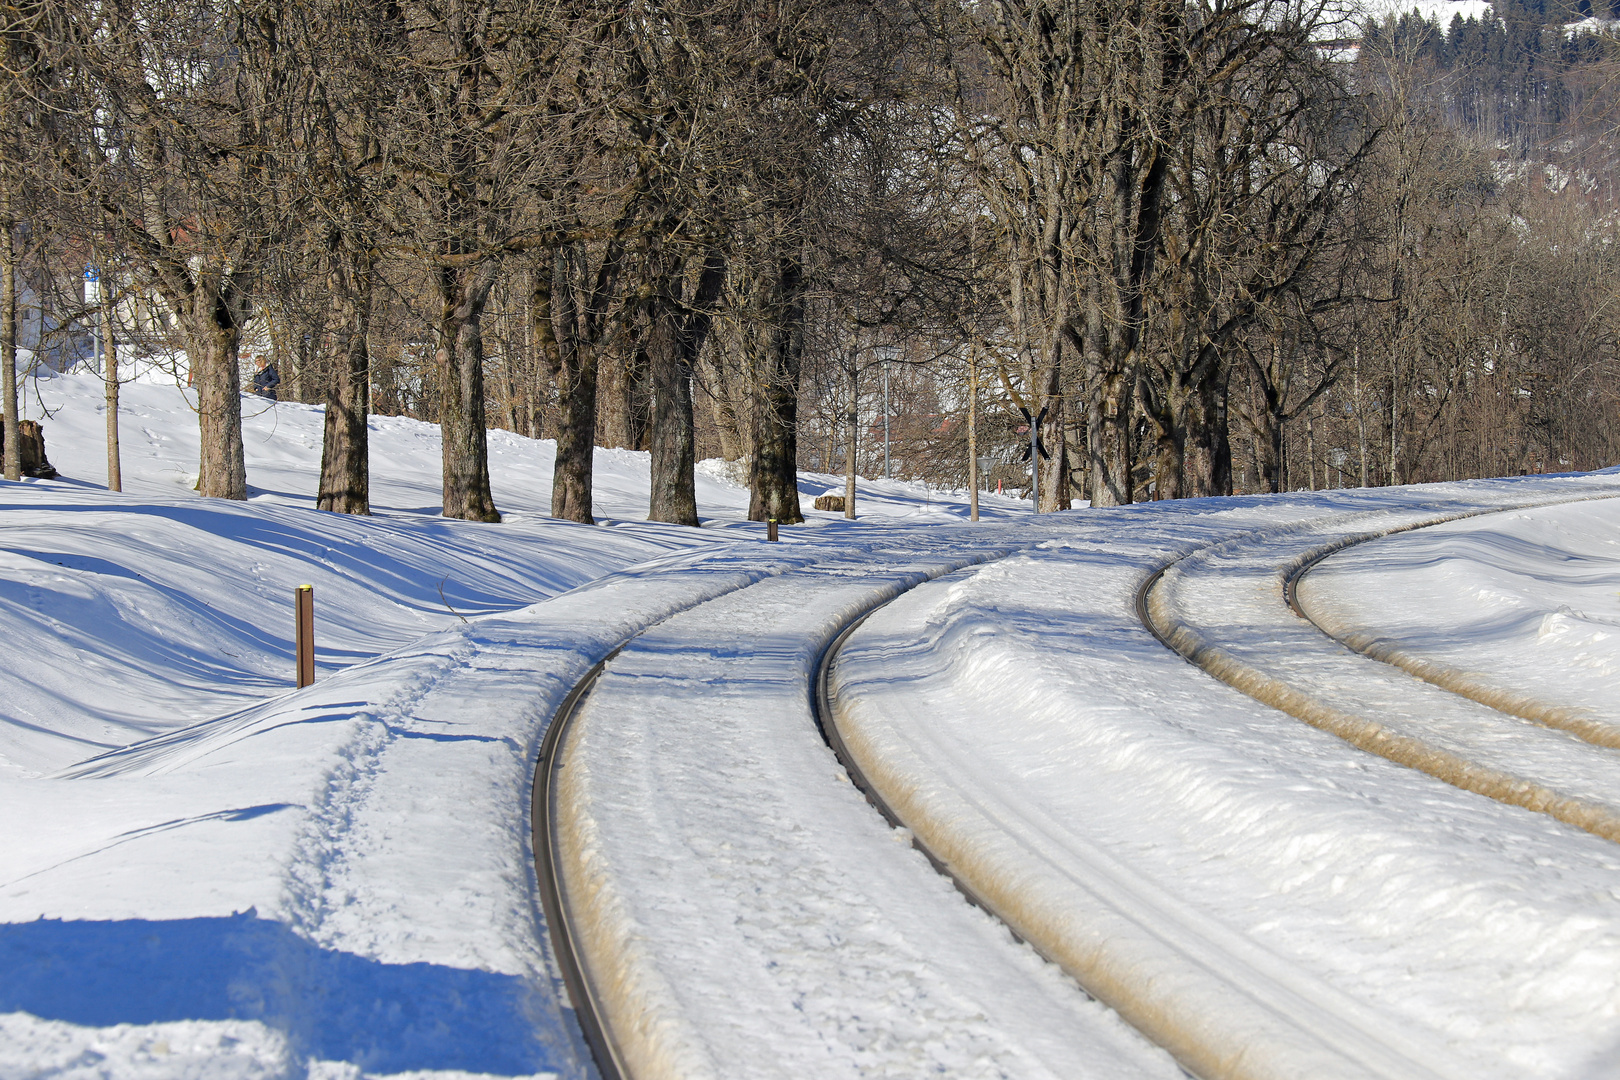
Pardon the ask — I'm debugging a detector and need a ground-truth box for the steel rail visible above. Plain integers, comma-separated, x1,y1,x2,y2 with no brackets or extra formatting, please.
809,587,1054,959
533,644,633,1080
1280,495,1620,750
1137,491,1620,843
819,549,1448,1080
530,545,1013,1080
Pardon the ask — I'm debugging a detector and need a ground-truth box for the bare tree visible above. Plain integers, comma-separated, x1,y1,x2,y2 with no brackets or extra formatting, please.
36,0,304,500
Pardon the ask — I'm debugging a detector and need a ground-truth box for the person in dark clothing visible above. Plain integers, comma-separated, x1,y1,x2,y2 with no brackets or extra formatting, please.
251,359,281,401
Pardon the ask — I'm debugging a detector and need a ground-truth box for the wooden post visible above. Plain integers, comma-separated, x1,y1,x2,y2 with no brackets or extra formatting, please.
295,585,314,687
767,518,779,542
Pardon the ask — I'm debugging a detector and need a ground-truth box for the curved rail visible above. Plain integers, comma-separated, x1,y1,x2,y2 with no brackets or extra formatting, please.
1138,493,1620,845
533,646,632,1080
823,548,1464,1080
531,547,1016,1080
1284,510,1620,753
811,595,1053,960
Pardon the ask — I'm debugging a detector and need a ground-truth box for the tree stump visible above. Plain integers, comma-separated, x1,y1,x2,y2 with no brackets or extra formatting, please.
813,494,845,512
1,419,59,479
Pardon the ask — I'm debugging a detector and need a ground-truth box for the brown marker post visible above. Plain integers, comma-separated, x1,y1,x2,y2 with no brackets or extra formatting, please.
295,585,315,687
767,519,779,542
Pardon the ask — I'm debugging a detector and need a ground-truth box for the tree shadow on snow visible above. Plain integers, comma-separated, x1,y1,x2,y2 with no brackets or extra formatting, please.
0,911,585,1077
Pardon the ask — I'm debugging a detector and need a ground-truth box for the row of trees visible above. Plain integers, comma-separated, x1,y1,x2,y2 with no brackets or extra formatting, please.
3,0,1618,520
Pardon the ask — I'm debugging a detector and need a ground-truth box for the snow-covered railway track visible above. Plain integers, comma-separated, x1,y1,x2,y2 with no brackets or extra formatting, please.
826,479,1620,1079
1284,529,1620,753
1141,491,1620,845
534,644,636,1080
530,539,1189,1080
532,480,1620,1080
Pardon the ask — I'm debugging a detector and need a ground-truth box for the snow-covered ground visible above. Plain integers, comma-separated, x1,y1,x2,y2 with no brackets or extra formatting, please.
0,371,1028,1079
6,367,1620,1080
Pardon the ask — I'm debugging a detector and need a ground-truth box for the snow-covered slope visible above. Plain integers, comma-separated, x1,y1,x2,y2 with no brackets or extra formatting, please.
1,371,1025,778
0,371,1033,1079
7,368,1620,1080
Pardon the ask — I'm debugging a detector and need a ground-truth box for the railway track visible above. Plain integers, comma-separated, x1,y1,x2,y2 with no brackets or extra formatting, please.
531,482,1620,1080
530,543,1142,1080
1142,492,1620,845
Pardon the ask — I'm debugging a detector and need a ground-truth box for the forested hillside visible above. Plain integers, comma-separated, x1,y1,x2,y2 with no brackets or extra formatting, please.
3,0,1618,517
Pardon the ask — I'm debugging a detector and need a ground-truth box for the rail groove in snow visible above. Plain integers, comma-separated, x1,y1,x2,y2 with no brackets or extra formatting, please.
1140,493,1620,846
530,554,833,1080
534,644,633,1080
533,546,1031,1080
826,589,1459,1080
1286,534,1620,753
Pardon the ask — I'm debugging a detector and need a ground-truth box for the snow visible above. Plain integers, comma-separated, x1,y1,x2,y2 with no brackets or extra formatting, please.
1299,498,1620,727
8,367,1620,1079
554,540,1182,1079
0,371,1034,1079
829,482,1620,1079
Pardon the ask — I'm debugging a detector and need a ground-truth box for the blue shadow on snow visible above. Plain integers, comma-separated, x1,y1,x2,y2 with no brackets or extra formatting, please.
0,911,584,1077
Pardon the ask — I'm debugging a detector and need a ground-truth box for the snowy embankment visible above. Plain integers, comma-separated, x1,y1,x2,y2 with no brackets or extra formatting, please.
829,479,1620,1080
0,372,1027,1078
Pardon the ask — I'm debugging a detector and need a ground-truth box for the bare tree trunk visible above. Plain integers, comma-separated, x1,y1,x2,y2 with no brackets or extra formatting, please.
967,346,979,521
1306,412,1316,491
749,253,806,524
647,265,698,526
537,245,599,524
1144,368,1187,501
647,340,698,523
1088,366,1133,506
1183,361,1232,497
179,280,249,500
1036,362,1068,511
1390,364,1401,486
599,347,649,450
1,192,18,483
649,248,725,526
844,350,857,519
1155,424,1185,500
318,243,372,515
435,264,500,522
1354,346,1369,487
